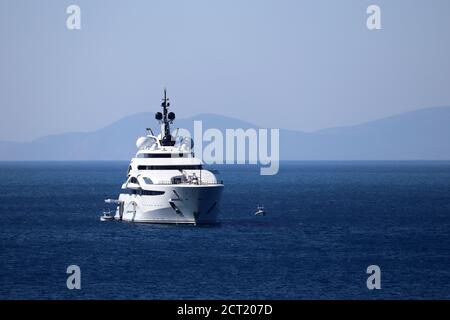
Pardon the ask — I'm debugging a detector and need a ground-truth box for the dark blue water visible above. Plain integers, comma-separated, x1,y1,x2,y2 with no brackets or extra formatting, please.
1,161,450,299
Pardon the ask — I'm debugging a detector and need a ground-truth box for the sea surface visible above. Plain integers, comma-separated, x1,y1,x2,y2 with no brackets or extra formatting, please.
1,161,450,299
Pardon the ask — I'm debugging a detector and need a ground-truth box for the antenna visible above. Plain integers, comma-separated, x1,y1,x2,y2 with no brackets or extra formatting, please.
158,88,176,146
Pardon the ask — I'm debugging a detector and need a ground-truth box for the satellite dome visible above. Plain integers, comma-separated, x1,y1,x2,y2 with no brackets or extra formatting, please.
155,112,163,120
136,136,155,149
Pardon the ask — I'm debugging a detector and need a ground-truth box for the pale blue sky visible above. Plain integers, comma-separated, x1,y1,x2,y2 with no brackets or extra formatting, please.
1,0,450,141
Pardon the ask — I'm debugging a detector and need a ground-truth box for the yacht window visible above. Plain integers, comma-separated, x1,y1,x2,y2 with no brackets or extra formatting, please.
142,177,153,184
138,153,190,158
124,189,164,196
171,177,184,184
137,165,202,170
130,177,139,184
142,190,165,196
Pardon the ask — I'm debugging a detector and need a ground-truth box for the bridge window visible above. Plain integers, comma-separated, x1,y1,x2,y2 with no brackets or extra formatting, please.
137,153,191,158
137,165,202,170
124,189,164,196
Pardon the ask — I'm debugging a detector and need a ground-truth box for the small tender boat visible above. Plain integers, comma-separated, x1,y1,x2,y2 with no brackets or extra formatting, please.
255,205,266,216
100,211,115,222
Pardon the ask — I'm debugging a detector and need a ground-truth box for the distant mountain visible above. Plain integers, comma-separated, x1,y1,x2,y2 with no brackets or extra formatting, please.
1,106,450,160
0,113,260,161
285,106,450,160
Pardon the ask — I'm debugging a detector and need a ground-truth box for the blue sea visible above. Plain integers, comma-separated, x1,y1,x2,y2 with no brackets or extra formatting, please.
1,161,450,300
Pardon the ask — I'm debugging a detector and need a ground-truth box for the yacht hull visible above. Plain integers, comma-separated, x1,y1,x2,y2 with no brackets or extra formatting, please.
115,184,223,224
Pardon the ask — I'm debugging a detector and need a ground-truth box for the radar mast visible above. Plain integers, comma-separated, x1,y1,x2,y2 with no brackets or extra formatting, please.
155,89,176,146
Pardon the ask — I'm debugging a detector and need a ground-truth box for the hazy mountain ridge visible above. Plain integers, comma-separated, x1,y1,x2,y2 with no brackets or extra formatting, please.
1,106,450,160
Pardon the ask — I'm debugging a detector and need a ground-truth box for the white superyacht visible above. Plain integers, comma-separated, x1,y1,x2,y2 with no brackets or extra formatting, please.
105,90,224,224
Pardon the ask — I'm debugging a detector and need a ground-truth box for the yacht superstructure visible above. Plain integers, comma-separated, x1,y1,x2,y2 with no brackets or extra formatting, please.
108,90,223,224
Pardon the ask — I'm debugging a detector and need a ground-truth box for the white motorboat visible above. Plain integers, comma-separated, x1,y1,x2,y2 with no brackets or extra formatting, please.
100,211,115,222
255,205,266,216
